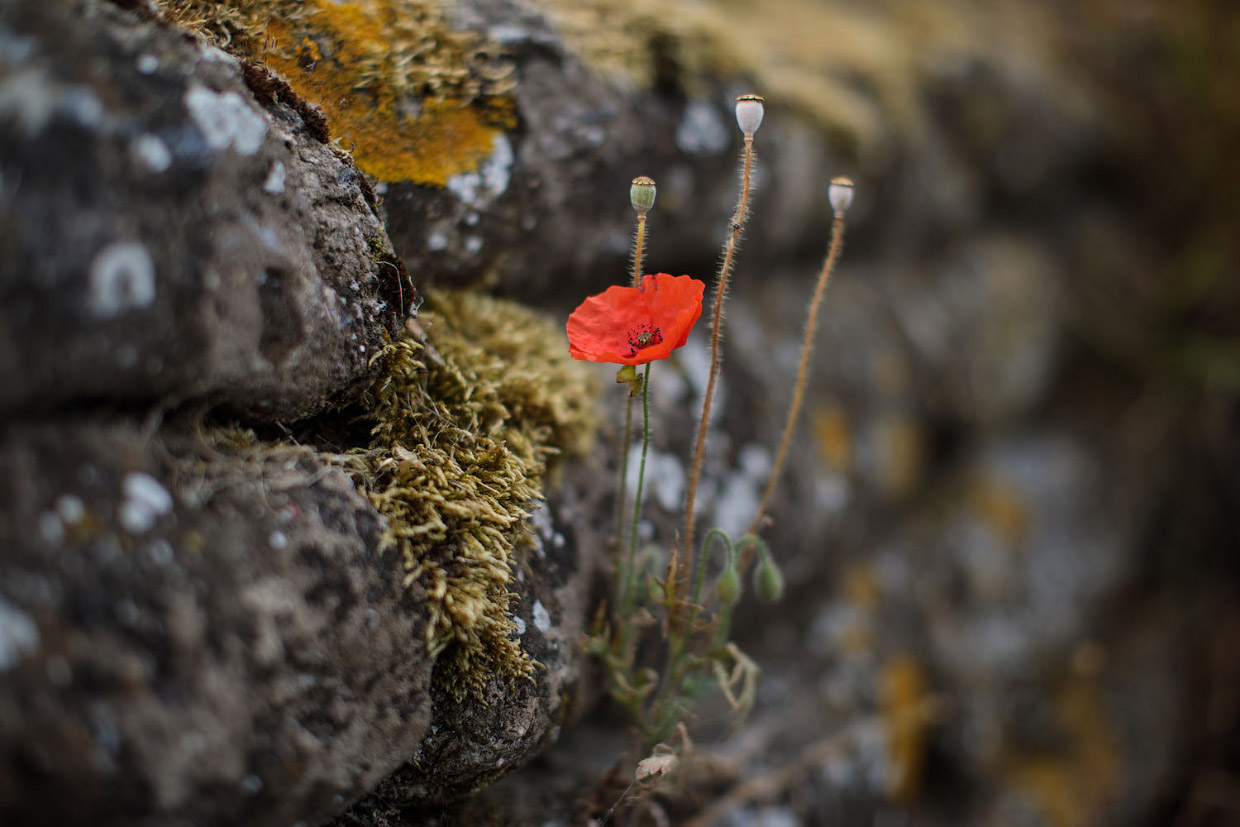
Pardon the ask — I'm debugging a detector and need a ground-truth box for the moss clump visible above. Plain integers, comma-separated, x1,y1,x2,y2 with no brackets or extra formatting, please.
157,0,516,184
336,289,597,702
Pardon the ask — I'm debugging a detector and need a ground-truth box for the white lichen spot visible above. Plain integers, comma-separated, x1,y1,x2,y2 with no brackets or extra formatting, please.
464,235,484,256
676,100,729,155
263,160,286,194
147,539,175,565
427,230,449,252
89,241,156,318
712,474,758,538
531,600,551,634
137,54,159,75
445,133,513,205
0,68,55,136
626,448,685,514
61,87,103,128
39,512,64,544
0,597,39,671
512,616,527,636
184,84,268,155
529,504,553,539
130,133,171,173
118,472,173,534
56,495,85,524
738,443,772,479
269,530,287,549
0,32,36,66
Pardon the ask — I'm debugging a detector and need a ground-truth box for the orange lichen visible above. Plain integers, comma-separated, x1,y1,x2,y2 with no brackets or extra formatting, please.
843,565,882,609
880,655,931,803
160,0,516,185
874,412,924,499
812,403,853,472
1004,677,1121,827
968,474,1031,548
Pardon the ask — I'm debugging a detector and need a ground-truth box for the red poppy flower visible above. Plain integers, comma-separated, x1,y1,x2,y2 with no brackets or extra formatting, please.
567,273,706,366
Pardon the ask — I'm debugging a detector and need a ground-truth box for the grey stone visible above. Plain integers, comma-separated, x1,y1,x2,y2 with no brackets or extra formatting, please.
0,420,432,826
0,0,412,422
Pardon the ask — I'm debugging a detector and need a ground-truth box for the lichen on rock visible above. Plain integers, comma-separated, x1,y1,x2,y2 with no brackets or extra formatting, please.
332,288,597,702
156,0,516,184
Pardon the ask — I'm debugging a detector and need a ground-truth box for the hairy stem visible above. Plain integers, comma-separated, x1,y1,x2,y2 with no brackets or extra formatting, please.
749,212,847,536
682,136,756,601
613,211,649,612
632,213,647,288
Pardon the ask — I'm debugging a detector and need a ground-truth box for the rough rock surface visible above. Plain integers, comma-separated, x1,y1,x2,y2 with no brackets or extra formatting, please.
0,0,410,422
0,421,432,826
333,455,611,816
1,0,1235,825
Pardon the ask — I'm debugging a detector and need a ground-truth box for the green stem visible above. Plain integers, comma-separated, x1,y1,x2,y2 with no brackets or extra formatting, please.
613,395,635,612
688,529,733,636
627,362,653,598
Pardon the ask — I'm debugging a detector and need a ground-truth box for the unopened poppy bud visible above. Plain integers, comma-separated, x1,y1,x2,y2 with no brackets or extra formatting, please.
828,176,855,216
716,566,741,606
616,365,638,384
735,94,765,137
754,548,784,603
630,176,657,214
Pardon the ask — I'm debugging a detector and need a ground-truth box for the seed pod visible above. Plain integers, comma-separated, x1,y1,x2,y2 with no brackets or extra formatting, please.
754,548,785,603
717,566,742,606
735,94,765,137
828,176,855,216
630,176,657,214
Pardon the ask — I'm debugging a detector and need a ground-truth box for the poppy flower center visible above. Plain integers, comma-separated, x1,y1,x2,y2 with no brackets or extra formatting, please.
627,323,663,356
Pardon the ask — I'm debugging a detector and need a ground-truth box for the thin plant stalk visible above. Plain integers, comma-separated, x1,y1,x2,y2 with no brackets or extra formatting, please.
749,210,847,536
613,207,649,613
632,212,647,289
628,363,654,582
612,396,635,610
681,135,757,604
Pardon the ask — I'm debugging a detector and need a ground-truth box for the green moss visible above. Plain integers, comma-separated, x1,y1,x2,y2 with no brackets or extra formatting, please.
337,289,597,702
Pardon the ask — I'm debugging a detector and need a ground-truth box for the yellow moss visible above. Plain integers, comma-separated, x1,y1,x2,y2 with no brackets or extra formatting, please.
157,0,516,185
336,289,597,702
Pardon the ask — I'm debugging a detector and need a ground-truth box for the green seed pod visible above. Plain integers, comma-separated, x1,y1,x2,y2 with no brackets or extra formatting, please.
616,364,638,384
716,566,742,606
630,176,657,214
754,550,785,603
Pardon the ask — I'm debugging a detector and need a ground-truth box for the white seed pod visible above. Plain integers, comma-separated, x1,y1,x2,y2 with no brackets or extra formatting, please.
635,751,677,782
829,176,855,215
735,94,765,137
